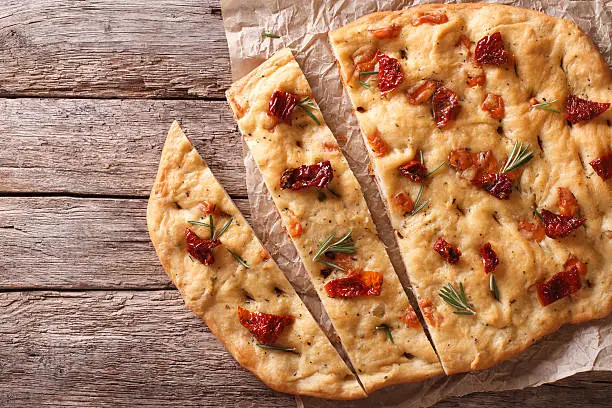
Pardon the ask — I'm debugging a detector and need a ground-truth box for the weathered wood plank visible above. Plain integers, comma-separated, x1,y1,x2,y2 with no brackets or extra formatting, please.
0,98,246,197
0,0,230,98
0,290,608,408
0,290,294,407
0,197,249,290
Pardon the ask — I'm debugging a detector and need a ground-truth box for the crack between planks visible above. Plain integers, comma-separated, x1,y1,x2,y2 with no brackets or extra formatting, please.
0,94,228,101
0,287,177,293
0,191,249,200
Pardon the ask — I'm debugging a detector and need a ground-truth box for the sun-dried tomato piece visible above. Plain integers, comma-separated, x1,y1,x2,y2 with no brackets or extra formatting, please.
375,51,404,94
474,32,509,66
237,306,294,345
407,80,438,105
457,34,472,51
481,93,505,119
418,299,442,327
367,129,389,157
558,187,580,217
199,201,218,215
323,252,355,272
480,242,499,273
589,152,612,180
433,86,460,129
411,12,449,26
324,271,383,298
564,95,610,124
473,173,512,200
352,49,377,79
369,25,402,39
519,219,546,242
185,228,221,265
433,237,461,264
268,90,300,122
466,73,486,88
539,209,586,239
392,192,414,214
398,160,428,183
564,253,588,277
401,306,421,328
280,160,333,190
473,150,499,175
528,97,539,106
448,148,474,171
536,257,584,306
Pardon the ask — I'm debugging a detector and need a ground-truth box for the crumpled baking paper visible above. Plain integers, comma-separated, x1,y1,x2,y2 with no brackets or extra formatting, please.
220,1,611,406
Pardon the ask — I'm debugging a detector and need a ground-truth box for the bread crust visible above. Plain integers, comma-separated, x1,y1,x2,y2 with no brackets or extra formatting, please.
226,48,443,393
146,121,366,399
329,3,611,374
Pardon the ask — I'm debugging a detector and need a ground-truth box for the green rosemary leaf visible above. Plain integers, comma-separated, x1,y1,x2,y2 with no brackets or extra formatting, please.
227,248,250,269
534,209,544,223
296,97,321,125
358,80,371,89
262,32,280,38
208,214,214,240
501,140,534,174
490,273,500,301
188,220,211,227
214,217,234,240
419,150,424,165
438,283,476,315
359,71,379,76
411,199,430,216
410,182,429,216
376,325,394,344
312,231,356,271
426,161,446,178
256,343,296,353
532,98,559,113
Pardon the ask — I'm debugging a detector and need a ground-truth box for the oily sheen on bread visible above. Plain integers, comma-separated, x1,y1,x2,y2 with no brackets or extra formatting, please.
329,3,611,374
146,121,365,399
226,48,443,393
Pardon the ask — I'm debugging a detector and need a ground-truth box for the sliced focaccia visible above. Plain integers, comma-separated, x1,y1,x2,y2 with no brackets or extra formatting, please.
226,48,443,393
329,3,611,374
146,121,365,399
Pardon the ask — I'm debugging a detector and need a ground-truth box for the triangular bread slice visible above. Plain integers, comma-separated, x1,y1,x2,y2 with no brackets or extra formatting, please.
226,49,442,393
329,3,611,374
147,121,365,399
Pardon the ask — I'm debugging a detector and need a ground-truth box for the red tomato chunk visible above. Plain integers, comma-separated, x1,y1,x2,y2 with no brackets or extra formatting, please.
237,306,294,345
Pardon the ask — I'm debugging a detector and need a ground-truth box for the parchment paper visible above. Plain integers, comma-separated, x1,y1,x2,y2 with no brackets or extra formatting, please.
220,1,611,406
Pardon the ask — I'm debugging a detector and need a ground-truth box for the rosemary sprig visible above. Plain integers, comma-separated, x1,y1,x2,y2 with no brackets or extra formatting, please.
410,182,429,216
501,140,534,174
359,70,379,76
213,217,233,240
439,283,476,316
256,343,296,353
227,248,250,269
296,96,321,125
490,273,500,301
188,220,210,227
312,231,356,271
376,325,394,344
426,161,447,178
188,215,233,241
358,80,371,89
532,98,559,113
262,32,280,38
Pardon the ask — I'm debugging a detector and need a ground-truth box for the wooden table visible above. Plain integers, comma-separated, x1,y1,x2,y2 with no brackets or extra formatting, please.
0,1,609,406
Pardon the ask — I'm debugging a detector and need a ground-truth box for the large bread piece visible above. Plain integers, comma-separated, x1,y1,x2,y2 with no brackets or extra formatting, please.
146,121,365,399
329,3,611,374
226,48,443,393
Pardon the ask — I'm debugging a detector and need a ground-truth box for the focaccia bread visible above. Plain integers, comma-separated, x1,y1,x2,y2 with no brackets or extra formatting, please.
226,48,442,393
146,121,365,399
329,3,611,374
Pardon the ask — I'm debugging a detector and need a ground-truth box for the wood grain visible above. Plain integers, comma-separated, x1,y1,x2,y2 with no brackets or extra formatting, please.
0,0,231,99
0,290,294,408
0,98,246,197
0,290,609,408
0,196,249,290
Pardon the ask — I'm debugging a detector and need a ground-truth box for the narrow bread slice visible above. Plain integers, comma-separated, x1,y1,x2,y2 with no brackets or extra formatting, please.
146,121,365,399
329,3,611,374
226,48,443,393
